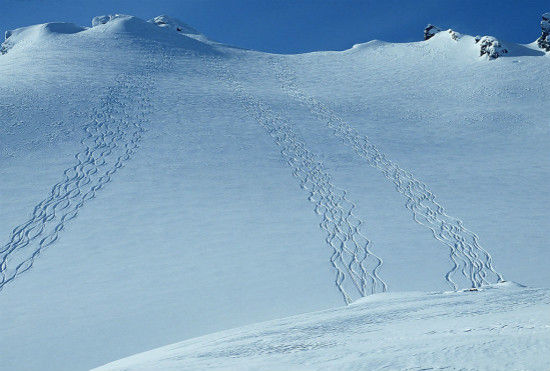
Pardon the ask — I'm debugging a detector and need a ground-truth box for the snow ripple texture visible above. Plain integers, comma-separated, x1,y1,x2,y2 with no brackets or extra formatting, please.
211,56,387,304
0,51,167,291
271,57,503,290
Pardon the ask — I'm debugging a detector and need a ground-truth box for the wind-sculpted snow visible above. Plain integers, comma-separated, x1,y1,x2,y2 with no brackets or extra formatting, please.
0,49,170,291
1,22,86,54
209,55,387,304
271,57,503,291
93,283,550,371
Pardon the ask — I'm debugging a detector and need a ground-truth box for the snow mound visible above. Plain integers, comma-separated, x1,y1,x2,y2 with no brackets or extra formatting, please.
91,14,126,27
424,28,462,44
0,14,216,58
90,14,166,35
88,14,211,46
92,285,550,371
1,22,85,54
477,35,508,59
423,25,461,42
423,27,524,60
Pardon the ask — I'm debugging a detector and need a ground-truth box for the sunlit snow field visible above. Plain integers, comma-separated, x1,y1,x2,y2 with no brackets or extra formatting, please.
0,14,548,371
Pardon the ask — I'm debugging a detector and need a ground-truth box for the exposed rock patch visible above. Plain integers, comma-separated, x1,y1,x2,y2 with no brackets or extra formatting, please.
537,12,550,51
424,24,441,40
447,29,461,41
0,31,11,54
424,25,461,42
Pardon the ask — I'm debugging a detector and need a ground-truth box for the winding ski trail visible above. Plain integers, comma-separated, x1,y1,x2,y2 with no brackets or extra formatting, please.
270,56,503,290
209,55,387,303
0,49,170,291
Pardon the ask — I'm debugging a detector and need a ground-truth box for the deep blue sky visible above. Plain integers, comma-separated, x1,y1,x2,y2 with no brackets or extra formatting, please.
1,0,548,53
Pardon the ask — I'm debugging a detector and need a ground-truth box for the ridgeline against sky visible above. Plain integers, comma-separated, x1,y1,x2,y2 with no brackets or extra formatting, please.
0,0,549,53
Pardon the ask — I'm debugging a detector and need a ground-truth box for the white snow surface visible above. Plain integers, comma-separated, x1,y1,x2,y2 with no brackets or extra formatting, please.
1,22,86,54
92,282,550,371
0,14,549,371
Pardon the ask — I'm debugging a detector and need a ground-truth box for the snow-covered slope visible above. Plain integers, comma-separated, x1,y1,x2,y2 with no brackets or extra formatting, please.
0,14,548,371
92,282,550,371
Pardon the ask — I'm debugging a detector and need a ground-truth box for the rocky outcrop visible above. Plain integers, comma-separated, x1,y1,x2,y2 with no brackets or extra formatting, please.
476,36,508,59
424,25,461,42
424,24,442,40
447,29,461,41
0,31,11,54
537,12,550,52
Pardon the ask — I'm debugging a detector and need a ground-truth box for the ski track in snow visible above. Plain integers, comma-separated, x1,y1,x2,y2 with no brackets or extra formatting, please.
0,49,169,291
270,56,503,290
209,55,387,304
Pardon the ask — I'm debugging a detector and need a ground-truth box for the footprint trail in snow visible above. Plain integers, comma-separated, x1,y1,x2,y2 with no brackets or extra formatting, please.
271,56,503,290
0,51,168,291
211,56,387,304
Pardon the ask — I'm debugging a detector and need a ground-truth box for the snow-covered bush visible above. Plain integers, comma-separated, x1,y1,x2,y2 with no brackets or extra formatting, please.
424,24,441,40
477,36,508,59
537,12,550,52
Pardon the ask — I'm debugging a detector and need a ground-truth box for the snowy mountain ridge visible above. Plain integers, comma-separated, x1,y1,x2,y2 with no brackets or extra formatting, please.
3,13,549,58
0,12,549,371
1,14,208,55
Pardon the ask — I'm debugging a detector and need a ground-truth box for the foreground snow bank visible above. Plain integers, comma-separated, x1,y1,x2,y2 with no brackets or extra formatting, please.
92,282,550,371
